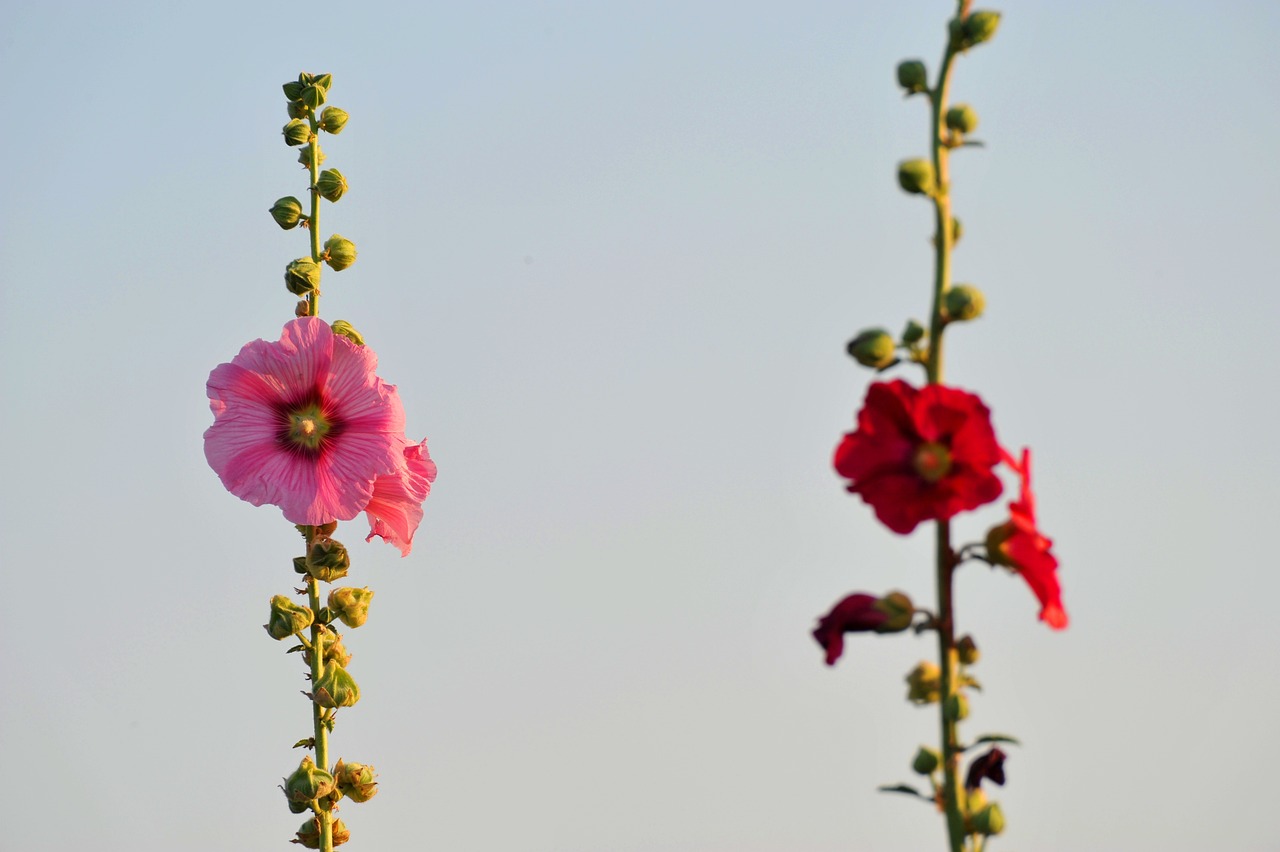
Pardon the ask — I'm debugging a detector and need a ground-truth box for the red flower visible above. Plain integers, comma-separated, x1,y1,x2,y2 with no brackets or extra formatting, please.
834,380,1003,534
812,592,913,666
965,747,1007,790
987,448,1068,630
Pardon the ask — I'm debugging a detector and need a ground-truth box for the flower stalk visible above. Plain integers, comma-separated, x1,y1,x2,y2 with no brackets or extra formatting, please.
307,116,322,319
305,527,334,851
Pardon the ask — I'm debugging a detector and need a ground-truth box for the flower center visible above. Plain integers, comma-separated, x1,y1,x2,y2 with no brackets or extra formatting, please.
288,405,331,450
912,442,952,483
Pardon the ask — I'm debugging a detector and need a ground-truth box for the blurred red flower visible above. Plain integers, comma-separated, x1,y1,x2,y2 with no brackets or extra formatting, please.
987,448,1068,629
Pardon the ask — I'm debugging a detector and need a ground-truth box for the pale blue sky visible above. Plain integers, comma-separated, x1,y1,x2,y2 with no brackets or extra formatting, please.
3,1,1279,850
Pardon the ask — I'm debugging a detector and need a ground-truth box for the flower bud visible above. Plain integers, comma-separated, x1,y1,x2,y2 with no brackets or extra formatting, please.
334,758,379,803
319,107,349,135
312,73,333,92
905,661,942,704
943,284,985,321
304,632,352,668
912,746,941,775
312,662,360,708
269,196,304,230
957,634,980,665
283,119,312,147
283,80,305,101
286,100,309,121
945,692,970,722
316,169,348,203
901,319,926,345
282,756,336,807
330,320,365,346
897,158,936,196
896,59,928,94
873,591,914,633
846,328,896,369
297,144,326,168
960,11,1001,49
293,816,350,848
295,300,311,317
305,537,350,583
323,234,357,271
951,217,963,245
265,594,314,640
285,257,322,296
301,85,326,110
945,104,979,135
971,803,1006,836
328,586,374,628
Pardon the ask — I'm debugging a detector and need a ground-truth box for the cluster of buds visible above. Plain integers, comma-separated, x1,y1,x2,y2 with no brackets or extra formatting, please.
280,755,378,847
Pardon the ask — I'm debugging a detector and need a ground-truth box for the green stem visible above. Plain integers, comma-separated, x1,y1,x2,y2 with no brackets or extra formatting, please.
307,115,322,319
304,529,334,852
928,5,972,851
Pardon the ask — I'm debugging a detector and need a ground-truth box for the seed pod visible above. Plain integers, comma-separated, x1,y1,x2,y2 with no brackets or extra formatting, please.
284,257,322,296
312,663,360,708
265,594,313,640
319,107,349,135
283,119,312,147
269,196,304,230
322,234,357,271
328,586,374,628
316,169,347,202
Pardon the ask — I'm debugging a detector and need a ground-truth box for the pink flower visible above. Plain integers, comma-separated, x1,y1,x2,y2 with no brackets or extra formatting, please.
364,437,438,556
987,448,1068,630
204,317,406,526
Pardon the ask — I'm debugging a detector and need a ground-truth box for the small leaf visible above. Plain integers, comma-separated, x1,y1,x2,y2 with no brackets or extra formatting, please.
973,734,1021,747
292,738,315,750
286,644,305,654
877,783,927,799
959,674,982,691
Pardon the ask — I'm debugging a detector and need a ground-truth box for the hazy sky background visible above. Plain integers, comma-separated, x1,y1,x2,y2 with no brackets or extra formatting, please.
3,1,1279,850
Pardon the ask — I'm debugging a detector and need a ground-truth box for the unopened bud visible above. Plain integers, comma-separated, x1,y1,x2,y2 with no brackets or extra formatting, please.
971,803,1006,836
906,661,942,704
943,284,985,321
874,591,914,633
293,816,350,848
951,217,964,245
295,300,310,317
957,634,980,665
285,257,322,296
897,159,936,196
846,328,896,369
319,107,349,135
323,234,357,271
912,746,941,775
304,631,352,668
312,663,360,708
316,169,347,203
945,104,979,135
902,319,926,345
328,586,374,628
312,73,333,92
265,594,313,640
305,537,350,583
297,144,326,168
283,119,312,147
896,59,928,94
960,11,1001,49
282,756,336,807
330,320,364,346
301,85,325,110
269,196,304,230
282,81,305,101
945,692,970,722
334,759,379,803
286,100,309,120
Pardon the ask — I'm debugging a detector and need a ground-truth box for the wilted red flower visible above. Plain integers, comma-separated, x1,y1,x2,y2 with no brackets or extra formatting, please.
987,448,1068,629
812,591,913,666
834,380,1003,534
965,747,1007,790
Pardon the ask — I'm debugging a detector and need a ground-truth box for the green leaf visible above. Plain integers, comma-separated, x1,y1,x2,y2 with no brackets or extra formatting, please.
973,734,1021,747
877,783,927,799
292,738,315,749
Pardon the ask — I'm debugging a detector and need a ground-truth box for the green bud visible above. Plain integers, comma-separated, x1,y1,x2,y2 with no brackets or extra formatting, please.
312,663,360,708
902,319,926,345
312,73,333,92
897,159,936,196
896,59,928,94
286,100,309,121
301,85,326,110
330,320,365,346
305,537,350,583
282,756,336,807
269,196,304,230
293,816,349,848
971,803,1006,836
283,119,312,147
265,594,313,640
912,746,941,775
873,591,914,633
322,234,357,271
316,169,348,203
951,217,964,245
906,661,942,705
945,692,970,722
943,284,985,321
328,587,374,628
945,104,979,135
297,144,326,168
334,758,378,803
846,328,896,369
285,257,322,296
319,107,348,134
961,11,1001,49
957,634,980,666
283,80,305,101
303,631,352,668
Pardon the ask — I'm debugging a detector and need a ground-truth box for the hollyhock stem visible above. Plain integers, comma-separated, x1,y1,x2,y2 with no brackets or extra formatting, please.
304,527,335,852
929,5,971,850
307,116,322,319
